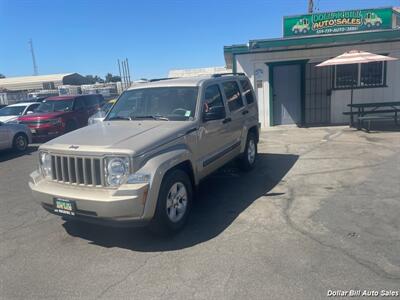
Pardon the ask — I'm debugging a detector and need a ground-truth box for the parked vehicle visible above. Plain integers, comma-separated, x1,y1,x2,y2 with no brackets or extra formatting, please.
0,102,40,123
0,121,32,152
18,94,104,142
29,74,259,233
88,98,117,125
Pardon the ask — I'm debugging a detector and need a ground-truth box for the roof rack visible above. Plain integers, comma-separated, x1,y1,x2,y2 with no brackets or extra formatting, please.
211,72,246,78
148,77,178,82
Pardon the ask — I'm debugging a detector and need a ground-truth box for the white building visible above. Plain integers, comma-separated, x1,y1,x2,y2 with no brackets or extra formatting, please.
0,73,88,91
224,7,400,128
168,66,230,78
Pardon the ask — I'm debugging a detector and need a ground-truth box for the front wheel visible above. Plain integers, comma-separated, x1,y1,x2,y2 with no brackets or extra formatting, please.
150,169,193,234
13,133,28,152
238,132,257,171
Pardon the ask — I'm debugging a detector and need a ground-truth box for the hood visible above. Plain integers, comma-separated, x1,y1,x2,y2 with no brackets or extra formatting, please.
42,121,195,156
18,111,67,121
0,115,17,123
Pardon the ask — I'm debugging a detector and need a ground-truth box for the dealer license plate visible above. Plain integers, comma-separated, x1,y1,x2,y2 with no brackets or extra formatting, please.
54,198,76,216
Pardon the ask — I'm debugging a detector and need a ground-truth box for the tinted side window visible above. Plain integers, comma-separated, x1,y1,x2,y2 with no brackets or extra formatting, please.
222,81,244,112
84,95,98,107
204,84,225,114
240,80,255,104
74,98,86,110
27,103,40,112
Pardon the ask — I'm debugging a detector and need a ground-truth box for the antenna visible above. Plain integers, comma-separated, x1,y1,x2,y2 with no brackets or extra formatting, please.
308,0,314,13
29,39,39,76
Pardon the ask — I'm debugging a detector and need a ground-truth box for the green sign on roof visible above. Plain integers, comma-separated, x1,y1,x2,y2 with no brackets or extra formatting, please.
283,8,394,37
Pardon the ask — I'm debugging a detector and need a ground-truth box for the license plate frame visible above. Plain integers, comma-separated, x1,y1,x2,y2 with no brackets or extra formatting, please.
30,128,36,134
54,198,76,216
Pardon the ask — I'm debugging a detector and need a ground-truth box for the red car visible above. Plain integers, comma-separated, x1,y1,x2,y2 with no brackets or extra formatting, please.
18,94,104,142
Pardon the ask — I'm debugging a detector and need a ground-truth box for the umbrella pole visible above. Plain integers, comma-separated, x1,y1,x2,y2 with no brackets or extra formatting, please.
350,86,354,127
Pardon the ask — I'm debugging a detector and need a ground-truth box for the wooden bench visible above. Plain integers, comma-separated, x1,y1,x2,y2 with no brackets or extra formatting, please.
357,114,398,131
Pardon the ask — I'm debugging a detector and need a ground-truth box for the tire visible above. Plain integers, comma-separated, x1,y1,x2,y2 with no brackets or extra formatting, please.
302,28,308,34
13,133,28,152
149,169,193,235
65,120,77,133
375,21,381,27
366,22,372,28
238,132,257,172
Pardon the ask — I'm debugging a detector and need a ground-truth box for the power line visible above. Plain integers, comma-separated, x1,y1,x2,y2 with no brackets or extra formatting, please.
29,39,38,76
308,0,314,13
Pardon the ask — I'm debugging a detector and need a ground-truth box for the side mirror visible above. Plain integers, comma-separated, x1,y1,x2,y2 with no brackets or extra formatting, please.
202,105,226,122
27,111,34,115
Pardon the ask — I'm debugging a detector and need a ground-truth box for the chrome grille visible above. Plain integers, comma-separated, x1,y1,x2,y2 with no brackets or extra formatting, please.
50,155,104,187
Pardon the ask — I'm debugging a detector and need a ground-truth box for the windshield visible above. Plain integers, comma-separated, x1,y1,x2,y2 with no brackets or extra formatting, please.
36,99,73,113
101,102,114,113
106,87,198,121
0,106,26,116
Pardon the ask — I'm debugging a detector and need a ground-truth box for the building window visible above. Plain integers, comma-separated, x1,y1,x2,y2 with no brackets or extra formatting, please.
334,62,385,89
360,61,384,87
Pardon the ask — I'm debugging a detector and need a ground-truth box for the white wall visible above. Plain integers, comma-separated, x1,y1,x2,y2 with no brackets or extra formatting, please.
235,41,400,127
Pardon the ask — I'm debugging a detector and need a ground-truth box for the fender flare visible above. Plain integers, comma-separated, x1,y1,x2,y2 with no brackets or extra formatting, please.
136,148,196,220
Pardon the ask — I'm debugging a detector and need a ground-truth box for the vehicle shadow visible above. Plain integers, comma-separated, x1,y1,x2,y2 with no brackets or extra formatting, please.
0,145,39,163
63,153,299,252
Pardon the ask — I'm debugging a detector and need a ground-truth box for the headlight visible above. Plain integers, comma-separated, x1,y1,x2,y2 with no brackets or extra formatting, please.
39,151,52,178
105,157,130,186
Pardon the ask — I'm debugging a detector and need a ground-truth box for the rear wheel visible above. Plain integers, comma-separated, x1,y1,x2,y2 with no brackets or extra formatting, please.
150,169,192,235
13,133,28,152
238,132,257,171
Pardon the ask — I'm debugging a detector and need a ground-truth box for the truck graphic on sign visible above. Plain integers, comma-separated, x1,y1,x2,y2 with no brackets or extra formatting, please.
364,12,382,28
292,18,310,34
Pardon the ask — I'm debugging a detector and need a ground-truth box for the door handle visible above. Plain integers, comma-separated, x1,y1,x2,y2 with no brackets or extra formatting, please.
242,110,249,115
222,117,232,124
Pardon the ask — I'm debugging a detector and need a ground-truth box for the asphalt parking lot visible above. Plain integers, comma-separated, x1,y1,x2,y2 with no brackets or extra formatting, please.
0,126,399,299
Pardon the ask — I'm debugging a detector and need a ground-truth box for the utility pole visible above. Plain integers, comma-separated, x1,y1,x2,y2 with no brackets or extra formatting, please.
29,39,39,76
308,0,314,13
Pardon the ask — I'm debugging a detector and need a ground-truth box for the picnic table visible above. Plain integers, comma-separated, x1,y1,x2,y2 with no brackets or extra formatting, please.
344,101,400,131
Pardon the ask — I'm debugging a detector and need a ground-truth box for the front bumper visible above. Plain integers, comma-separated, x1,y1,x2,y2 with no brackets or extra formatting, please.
29,170,151,226
30,128,63,142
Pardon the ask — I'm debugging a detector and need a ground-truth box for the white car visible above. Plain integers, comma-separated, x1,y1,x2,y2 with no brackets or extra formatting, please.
0,121,32,152
0,102,41,123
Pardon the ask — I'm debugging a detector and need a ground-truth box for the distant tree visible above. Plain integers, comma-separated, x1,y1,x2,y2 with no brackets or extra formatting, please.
85,74,104,84
105,73,121,83
94,75,104,83
0,74,5,79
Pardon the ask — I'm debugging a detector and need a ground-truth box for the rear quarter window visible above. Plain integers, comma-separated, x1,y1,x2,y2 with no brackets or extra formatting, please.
222,81,244,112
240,80,255,104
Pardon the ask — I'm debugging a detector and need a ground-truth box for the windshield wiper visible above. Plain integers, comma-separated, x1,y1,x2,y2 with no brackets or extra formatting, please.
108,116,130,121
130,115,169,121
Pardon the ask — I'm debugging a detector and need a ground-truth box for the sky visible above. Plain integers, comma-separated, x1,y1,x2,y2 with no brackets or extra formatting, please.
1,0,399,79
